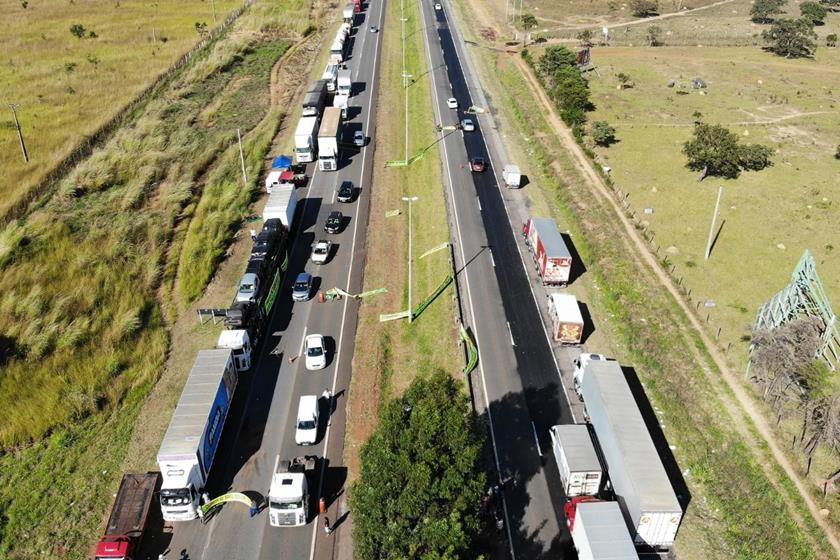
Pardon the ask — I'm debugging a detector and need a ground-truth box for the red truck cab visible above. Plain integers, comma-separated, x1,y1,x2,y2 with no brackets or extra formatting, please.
93,473,160,560
564,495,600,531
353,0,362,12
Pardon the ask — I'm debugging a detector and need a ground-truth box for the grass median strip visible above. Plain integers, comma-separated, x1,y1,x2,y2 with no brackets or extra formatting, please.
345,0,461,481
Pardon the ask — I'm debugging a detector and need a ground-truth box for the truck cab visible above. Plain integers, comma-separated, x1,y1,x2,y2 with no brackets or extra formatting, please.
268,456,317,527
572,353,611,398
159,463,202,521
217,329,253,372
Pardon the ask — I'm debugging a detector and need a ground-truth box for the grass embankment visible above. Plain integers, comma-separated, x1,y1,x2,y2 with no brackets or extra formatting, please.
0,0,240,219
0,1,314,555
482,51,835,559
345,0,461,478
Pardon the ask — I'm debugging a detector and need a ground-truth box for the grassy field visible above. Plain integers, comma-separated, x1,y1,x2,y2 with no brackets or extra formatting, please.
0,0,316,556
0,0,242,219
345,0,462,479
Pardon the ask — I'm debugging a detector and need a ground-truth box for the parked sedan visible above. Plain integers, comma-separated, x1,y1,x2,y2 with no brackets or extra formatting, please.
310,240,332,264
337,180,354,203
325,211,344,234
470,157,486,172
434,3,442,9
354,130,366,147
304,334,327,370
291,272,313,302
461,118,475,132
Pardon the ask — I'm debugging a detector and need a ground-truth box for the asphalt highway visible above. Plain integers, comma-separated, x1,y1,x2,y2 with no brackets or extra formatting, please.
159,1,385,557
419,1,576,558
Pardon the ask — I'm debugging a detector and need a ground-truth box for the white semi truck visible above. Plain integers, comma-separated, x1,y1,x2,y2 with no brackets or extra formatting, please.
268,455,317,527
157,349,238,522
294,116,319,164
317,107,342,171
322,63,339,93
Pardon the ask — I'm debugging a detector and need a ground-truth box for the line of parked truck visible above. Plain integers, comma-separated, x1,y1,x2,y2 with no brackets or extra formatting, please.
91,2,370,556
550,353,684,559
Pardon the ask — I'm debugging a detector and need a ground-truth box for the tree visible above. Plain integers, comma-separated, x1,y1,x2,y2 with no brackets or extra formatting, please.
631,0,659,16
577,29,594,47
519,13,538,30
591,121,617,146
800,1,827,23
827,33,838,46
762,18,818,57
552,66,592,126
538,46,577,76
738,143,774,171
834,144,840,159
751,0,786,23
647,25,663,46
350,372,487,560
69,24,87,39
683,123,773,178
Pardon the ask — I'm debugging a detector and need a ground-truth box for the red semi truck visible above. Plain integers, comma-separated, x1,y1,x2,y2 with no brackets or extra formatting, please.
93,472,160,560
353,0,362,12
523,217,573,286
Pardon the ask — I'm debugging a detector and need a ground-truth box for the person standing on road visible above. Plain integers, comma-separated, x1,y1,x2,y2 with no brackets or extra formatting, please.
324,516,333,535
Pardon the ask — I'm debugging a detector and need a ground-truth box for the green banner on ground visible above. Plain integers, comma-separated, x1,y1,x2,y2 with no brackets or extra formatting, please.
199,492,254,516
386,209,401,217
419,242,450,260
460,325,478,376
379,310,411,322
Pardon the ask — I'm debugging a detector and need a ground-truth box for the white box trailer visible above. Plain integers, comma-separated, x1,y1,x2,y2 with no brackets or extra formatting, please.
580,359,683,549
322,64,339,92
547,292,584,344
317,107,342,171
263,184,298,228
568,499,639,560
523,217,572,286
294,116,319,164
550,425,602,497
502,164,521,188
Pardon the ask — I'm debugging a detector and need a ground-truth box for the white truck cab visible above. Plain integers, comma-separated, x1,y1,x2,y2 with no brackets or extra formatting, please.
572,353,613,398
217,329,253,372
158,462,202,521
268,456,317,527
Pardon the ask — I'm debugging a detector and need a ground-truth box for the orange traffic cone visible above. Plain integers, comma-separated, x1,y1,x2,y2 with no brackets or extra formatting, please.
319,497,327,514
318,290,325,303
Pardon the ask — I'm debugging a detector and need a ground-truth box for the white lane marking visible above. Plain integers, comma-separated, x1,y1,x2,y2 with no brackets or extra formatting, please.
444,4,577,423
531,421,542,457
421,3,516,559
307,0,385,557
506,321,515,346
477,197,481,212
298,327,308,358
489,250,495,268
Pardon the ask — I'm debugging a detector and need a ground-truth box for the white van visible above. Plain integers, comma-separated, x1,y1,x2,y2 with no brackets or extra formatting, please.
295,395,319,445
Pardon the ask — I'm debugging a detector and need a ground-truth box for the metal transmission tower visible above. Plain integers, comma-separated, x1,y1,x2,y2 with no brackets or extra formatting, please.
752,250,840,370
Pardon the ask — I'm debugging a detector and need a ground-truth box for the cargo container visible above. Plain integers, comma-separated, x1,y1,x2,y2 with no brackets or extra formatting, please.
343,3,354,22
317,107,342,171
549,425,602,497
565,498,639,560
579,358,683,549
263,184,298,228
523,217,572,286
157,349,238,521
546,292,584,344
502,164,521,188
294,116,319,164
322,63,339,93
93,473,160,560
302,79,327,118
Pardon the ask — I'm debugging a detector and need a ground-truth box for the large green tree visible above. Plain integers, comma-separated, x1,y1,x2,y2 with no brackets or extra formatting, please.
350,372,487,560
537,45,577,76
683,123,773,178
552,65,592,126
762,18,818,57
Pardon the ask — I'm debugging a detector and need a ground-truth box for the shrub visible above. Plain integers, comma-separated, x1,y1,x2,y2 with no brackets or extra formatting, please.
683,123,773,178
69,24,87,39
591,120,617,146
631,0,659,17
800,1,827,23
751,0,787,23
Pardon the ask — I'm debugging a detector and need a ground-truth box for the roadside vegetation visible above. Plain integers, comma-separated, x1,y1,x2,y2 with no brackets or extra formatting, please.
351,372,486,559
0,0,240,219
345,0,461,483
0,0,314,556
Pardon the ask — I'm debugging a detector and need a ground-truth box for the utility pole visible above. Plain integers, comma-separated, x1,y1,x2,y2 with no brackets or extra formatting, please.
704,185,723,260
8,103,29,163
402,196,419,322
237,128,247,184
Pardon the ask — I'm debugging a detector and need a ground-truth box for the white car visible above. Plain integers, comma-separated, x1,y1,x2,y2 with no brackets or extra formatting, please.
295,395,319,445
434,3,442,9
305,334,327,370
446,97,458,109
354,130,365,146
461,118,475,132
370,26,379,33
310,240,332,264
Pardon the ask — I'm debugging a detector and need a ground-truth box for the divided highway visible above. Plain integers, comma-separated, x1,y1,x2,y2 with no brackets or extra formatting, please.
419,1,577,558
160,0,385,557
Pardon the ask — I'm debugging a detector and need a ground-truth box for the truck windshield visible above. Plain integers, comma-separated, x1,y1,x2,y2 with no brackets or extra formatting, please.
298,420,316,430
240,283,255,293
270,499,303,510
160,488,191,506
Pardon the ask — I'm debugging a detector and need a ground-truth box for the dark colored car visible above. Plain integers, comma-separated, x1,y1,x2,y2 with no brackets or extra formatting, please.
292,272,313,302
251,229,278,259
337,180,354,203
325,211,344,234
470,157,486,172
